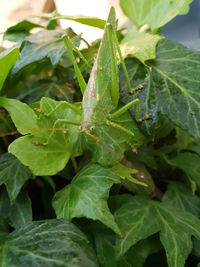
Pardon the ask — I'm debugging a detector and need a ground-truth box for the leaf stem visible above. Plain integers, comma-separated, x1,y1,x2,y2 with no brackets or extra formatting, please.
71,157,78,173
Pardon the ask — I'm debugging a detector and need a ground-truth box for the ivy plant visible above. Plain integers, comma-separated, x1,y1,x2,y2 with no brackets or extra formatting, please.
0,0,200,266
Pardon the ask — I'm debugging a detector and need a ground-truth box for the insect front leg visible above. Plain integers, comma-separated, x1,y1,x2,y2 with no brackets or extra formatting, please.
110,98,141,122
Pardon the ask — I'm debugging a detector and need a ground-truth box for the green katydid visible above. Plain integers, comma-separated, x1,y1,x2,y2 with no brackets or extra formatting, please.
55,7,145,145
54,7,146,163
80,8,143,133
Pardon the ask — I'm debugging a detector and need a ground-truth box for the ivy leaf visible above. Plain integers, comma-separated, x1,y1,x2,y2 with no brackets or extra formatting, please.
11,30,79,74
121,40,200,139
6,97,81,175
0,48,20,91
0,188,32,229
112,163,147,186
4,20,44,42
120,155,155,196
0,97,38,134
163,181,200,217
120,31,163,63
149,40,200,139
92,223,161,267
0,153,33,203
168,153,200,186
119,58,157,136
53,163,121,235
0,219,98,266
115,195,200,267
119,0,193,31
17,79,74,103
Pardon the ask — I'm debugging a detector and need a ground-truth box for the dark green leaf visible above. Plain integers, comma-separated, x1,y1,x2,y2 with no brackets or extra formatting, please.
163,182,200,217
0,153,33,203
115,195,200,267
168,153,200,186
0,188,32,229
92,223,161,267
11,30,67,74
119,58,156,136
0,219,98,266
53,163,121,235
149,40,200,139
17,79,74,103
121,40,200,139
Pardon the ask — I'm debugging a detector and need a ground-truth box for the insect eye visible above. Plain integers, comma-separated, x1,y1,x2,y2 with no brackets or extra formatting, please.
90,126,95,131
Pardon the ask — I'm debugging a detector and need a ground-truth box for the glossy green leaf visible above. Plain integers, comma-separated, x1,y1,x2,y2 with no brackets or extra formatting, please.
163,182,200,217
120,31,163,62
92,223,161,267
0,188,32,229
11,30,74,74
0,219,98,266
0,48,20,91
115,195,200,267
53,163,121,235
150,40,200,139
17,79,73,103
120,40,200,139
119,58,156,136
168,153,200,186
119,0,193,30
8,97,82,175
0,153,33,203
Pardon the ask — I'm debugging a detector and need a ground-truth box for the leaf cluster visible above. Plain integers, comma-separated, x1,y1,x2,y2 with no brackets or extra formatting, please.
0,1,200,266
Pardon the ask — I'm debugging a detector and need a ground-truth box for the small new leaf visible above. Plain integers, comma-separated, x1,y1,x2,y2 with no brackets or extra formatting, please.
112,163,147,186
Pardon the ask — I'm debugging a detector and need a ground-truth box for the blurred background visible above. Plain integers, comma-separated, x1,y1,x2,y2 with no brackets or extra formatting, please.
1,0,200,49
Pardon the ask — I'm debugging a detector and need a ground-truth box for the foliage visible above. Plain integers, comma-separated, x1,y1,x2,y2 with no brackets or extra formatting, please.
0,0,200,266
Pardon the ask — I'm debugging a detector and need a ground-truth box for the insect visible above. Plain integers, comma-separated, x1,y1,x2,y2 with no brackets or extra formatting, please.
44,8,147,159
